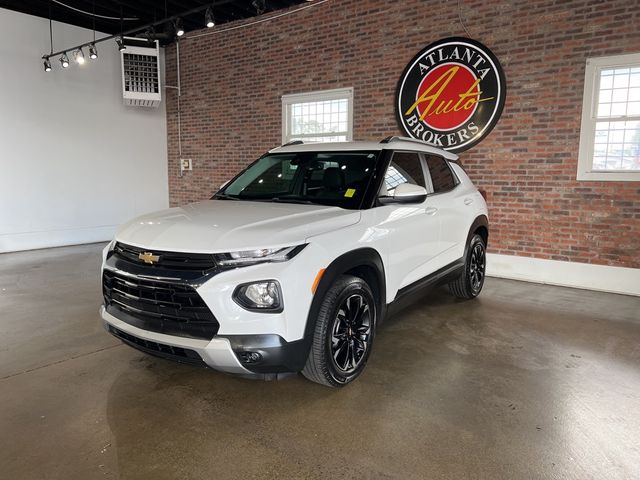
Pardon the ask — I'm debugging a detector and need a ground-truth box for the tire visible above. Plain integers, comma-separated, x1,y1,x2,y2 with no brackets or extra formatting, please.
302,275,377,387
448,234,486,299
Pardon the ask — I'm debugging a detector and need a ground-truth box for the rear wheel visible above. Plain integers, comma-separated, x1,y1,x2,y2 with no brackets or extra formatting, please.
448,234,486,299
302,275,376,387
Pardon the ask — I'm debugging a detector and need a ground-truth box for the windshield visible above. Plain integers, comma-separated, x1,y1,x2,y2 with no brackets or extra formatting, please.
217,151,380,209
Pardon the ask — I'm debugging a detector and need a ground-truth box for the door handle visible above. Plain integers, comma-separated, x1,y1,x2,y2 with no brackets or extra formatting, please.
464,197,474,205
424,207,438,215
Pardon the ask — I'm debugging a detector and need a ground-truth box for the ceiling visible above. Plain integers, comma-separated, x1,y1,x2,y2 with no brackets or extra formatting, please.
0,0,308,41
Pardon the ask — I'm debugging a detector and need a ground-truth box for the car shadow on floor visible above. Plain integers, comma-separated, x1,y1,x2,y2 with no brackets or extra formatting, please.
103,280,640,479
102,286,484,478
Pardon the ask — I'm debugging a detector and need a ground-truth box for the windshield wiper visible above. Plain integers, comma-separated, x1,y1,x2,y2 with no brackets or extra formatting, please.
213,193,240,201
270,196,316,205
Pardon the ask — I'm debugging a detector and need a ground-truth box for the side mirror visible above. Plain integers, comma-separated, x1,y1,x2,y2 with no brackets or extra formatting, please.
379,183,427,204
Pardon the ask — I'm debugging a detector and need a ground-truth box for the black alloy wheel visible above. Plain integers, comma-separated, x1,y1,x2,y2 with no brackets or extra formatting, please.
449,233,487,299
302,275,377,387
469,241,486,294
330,293,372,374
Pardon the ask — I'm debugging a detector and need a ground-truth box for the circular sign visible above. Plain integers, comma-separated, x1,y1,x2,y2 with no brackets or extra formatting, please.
396,37,506,153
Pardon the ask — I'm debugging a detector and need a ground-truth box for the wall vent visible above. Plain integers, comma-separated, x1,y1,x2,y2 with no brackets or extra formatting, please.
121,38,161,108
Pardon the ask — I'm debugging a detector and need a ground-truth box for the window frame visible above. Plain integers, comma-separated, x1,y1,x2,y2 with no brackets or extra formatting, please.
423,154,459,195
281,87,354,144
577,53,640,182
380,150,431,197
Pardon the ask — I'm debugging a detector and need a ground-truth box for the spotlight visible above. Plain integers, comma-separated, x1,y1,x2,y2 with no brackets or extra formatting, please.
43,56,52,72
89,43,98,59
74,48,85,64
60,52,69,68
144,26,156,43
252,0,266,15
205,7,215,28
175,18,185,37
116,36,126,51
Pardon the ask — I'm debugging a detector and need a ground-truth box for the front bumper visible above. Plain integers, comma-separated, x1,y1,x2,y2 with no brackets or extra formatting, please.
101,305,250,374
100,241,326,375
101,305,310,375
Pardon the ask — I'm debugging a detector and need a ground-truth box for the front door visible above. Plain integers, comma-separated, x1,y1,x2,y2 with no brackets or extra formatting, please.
375,151,442,294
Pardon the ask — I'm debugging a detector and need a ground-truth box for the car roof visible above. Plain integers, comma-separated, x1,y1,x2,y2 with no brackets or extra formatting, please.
269,137,459,161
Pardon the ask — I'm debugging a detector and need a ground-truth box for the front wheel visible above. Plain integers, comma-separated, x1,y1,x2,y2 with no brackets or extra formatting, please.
448,234,486,299
302,275,376,387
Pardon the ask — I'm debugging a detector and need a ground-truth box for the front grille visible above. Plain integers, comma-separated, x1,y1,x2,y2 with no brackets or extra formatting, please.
108,326,207,367
103,270,219,340
112,242,217,272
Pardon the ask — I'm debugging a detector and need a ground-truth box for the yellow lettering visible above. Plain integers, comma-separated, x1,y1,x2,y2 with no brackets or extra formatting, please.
405,66,459,120
405,68,495,121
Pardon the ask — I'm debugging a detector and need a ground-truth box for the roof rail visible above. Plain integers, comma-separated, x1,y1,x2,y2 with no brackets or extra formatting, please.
380,136,436,147
281,140,304,147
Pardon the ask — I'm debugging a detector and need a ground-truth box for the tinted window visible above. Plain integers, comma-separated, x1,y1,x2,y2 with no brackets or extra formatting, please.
425,156,456,193
383,152,425,195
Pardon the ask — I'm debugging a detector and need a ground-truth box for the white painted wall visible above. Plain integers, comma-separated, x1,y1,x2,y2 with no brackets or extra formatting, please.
487,254,640,297
0,8,168,253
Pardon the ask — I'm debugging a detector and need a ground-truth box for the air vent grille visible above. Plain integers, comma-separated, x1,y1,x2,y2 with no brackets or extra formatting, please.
121,38,161,108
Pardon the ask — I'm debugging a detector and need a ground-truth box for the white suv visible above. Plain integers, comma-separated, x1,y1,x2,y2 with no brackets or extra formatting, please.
100,137,488,387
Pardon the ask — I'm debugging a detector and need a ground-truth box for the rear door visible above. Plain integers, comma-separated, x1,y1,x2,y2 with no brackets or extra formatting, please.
422,155,470,266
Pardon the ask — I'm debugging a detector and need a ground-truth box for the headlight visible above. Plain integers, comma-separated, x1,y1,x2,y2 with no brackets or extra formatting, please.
233,280,282,312
214,244,305,267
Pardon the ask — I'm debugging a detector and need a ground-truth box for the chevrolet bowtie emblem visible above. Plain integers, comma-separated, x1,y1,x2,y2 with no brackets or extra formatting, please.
139,252,160,264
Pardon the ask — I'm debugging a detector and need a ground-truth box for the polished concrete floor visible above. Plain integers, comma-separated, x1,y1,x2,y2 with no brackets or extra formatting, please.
1,243,639,479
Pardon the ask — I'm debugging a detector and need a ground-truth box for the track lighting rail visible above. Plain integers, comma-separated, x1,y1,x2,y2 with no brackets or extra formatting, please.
43,0,235,60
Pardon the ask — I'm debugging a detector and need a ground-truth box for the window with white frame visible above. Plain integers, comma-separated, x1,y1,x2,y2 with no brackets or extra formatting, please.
578,53,640,181
281,88,353,144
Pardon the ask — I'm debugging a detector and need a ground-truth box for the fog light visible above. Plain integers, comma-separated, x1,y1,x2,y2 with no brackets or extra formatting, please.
233,280,282,312
238,351,262,364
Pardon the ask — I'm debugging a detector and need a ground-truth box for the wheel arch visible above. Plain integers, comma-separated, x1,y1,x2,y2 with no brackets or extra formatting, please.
467,215,489,252
303,248,387,346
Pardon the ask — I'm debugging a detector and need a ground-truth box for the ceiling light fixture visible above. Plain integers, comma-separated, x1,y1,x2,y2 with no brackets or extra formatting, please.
252,0,266,15
44,4,54,72
116,36,126,51
74,47,85,64
205,7,215,28
41,0,329,73
175,18,185,37
144,25,156,43
118,6,127,50
88,1,98,59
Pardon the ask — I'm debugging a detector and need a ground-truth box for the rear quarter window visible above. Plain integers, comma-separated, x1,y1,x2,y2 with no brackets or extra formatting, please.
425,155,457,193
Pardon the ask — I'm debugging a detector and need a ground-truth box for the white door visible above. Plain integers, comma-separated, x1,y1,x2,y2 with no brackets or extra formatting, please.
376,151,441,294
423,155,471,267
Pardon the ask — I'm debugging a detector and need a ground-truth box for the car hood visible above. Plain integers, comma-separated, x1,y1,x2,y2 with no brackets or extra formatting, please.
115,200,361,252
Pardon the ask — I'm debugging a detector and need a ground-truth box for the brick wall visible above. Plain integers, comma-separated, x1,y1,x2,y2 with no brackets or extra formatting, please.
165,0,640,269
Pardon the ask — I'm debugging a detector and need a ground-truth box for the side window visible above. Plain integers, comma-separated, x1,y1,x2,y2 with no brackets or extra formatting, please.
425,155,457,193
383,152,426,195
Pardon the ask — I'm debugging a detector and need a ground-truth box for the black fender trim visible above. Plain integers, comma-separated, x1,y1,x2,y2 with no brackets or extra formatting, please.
467,215,489,252
306,248,387,335
305,248,388,372
219,249,386,375
222,248,387,374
